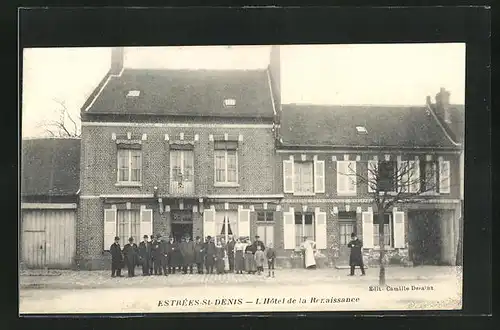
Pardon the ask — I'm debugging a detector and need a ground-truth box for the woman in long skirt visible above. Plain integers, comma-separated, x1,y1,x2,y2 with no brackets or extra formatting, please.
234,238,245,274
215,241,226,274
244,240,257,274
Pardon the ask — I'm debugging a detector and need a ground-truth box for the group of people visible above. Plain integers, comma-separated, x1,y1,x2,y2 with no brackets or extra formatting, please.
109,234,277,278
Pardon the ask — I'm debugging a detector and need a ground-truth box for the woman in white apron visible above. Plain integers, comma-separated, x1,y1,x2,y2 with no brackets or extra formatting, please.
300,236,317,269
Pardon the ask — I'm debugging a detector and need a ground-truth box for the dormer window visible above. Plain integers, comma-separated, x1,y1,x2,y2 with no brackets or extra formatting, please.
224,98,236,107
356,126,368,134
127,90,141,97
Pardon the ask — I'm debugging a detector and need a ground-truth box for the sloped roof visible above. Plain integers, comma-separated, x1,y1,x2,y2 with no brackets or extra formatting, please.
448,104,465,144
84,68,274,119
21,138,81,196
279,104,459,149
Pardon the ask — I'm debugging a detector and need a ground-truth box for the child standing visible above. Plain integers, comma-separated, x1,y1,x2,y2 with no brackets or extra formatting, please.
254,245,266,275
266,242,276,278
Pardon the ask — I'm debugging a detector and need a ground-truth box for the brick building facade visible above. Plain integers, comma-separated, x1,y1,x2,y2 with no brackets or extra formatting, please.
76,48,282,270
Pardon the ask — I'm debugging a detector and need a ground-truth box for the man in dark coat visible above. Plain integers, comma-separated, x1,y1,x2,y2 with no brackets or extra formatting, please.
180,236,196,274
252,235,266,254
204,236,216,274
194,236,205,274
138,235,152,276
165,236,182,274
226,235,236,273
123,237,139,277
347,233,365,276
149,233,155,274
151,234,163,275
110,236,124,277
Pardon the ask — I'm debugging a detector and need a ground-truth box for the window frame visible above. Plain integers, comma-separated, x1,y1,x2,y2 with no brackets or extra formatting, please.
294,212,315,248
421,160,438,195
293,161,314,195
214,149,239,186
336,160,357,196
378,160,397,194
116,149,142,185
373,213,393,249
257,211,275,223
116,209,141,244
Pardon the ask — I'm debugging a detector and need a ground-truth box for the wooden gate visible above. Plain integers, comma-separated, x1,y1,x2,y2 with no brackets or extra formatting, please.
21,209,76,269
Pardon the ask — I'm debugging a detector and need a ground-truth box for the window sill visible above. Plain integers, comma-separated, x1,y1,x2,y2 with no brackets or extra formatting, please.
293,192,315,197
256,221,275,224
336,192,357,197
115,182,142,188
214,183,240,188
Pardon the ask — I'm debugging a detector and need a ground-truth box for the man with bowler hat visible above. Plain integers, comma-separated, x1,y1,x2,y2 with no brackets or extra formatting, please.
347,232,366,276
194,236,205,274
110,236,123,277
151,234,163,275
138,235,152,276
204,236,216,274
123,237,139,277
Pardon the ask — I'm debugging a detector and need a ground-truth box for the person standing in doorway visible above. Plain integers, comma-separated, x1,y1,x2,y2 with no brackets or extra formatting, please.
226,235,236,273
204,236,216,274
123,237,139,277
180,236,196,274
138,235,152,276
266,242,276,278
194,236,205,274
252,235,266,254
347,233,365,276
110,236,123,278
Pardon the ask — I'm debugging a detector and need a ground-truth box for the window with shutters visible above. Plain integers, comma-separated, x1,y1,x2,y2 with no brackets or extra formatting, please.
294,161,314,194
257,211,274,222
117,149,142,184
421,161,438,194
337,161,357,195
439,160,451,194
117,210,141,244
214,141,238,186
373,213,392,248
294,213,315,248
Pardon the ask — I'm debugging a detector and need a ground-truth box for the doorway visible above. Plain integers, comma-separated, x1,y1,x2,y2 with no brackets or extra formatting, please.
171,223,193,242
408,210,442,265
336,211,357,266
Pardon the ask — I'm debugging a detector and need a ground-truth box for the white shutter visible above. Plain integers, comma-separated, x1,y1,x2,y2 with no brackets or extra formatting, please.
104,206,117,250
140,206,153,241
337,161,347,194
393,211,405,248
439,160,451,194
283,208,295,249
362,211,373,248
238,208,251,238
314,208,327,249
314,160,325,193
203,208,216,240
368,160,378,193
347,161,357,194
409,160,420,193
283,160,294,193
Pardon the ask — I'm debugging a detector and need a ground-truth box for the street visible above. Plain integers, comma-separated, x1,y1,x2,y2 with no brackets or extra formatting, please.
19,267,462,313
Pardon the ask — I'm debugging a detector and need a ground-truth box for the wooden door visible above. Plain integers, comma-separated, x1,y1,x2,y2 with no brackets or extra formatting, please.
337,222,356,266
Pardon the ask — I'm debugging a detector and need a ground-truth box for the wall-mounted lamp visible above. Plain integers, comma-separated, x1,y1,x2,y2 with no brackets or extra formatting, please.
153,186,159,198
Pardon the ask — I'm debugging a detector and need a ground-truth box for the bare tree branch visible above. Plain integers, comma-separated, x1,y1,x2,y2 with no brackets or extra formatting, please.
40,98,81,137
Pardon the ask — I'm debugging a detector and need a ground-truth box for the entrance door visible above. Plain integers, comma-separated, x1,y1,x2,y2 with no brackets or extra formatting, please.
337,211,357,266
171,223,193,242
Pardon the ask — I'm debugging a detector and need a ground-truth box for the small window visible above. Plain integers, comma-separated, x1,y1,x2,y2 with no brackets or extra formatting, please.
223,98,236,107
127,90,141,97
356,126,368,134
257,211,274,222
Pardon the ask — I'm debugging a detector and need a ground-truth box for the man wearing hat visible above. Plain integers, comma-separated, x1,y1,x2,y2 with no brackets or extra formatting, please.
226,235,236,273
347,232,365,276
110,236,124,278
251,235,266,254
123,237,139,277
204,236,216,274
149,233,155,275
139,235,152,276
151,234,164,275
194,236,205,274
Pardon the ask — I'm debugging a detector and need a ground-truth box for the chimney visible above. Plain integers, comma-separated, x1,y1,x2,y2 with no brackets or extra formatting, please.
110,47,124,75
435,87,451,123
269,45,281,109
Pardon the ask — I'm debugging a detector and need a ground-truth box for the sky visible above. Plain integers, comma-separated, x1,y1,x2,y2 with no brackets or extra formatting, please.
21,43,465,138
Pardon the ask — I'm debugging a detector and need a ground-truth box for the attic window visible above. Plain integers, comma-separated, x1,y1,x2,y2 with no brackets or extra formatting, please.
223,98,236,107
127,90,141,97
356,126,368,134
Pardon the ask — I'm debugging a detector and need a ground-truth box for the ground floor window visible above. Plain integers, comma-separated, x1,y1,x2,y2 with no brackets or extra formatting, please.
295,212,315,248
117,209,141,244
374,213,392,247
215,211,238,243
257,225,274,247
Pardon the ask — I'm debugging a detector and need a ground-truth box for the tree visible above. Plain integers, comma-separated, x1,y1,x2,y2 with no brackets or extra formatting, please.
337,156,444,286
42,98,81,138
